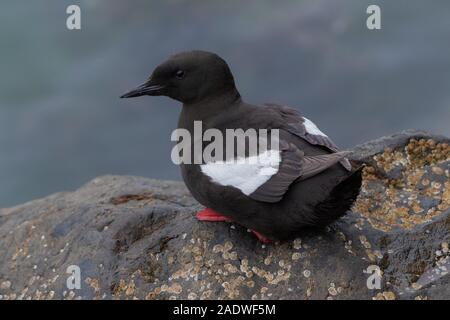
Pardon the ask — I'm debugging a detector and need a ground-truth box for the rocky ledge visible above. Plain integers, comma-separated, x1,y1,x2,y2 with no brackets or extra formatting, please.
0,130,449,300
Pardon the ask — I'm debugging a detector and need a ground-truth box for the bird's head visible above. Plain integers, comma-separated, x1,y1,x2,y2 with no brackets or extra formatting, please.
121,50,238,104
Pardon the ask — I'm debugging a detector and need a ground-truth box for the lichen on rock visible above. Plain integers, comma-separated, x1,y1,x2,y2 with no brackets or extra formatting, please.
355,138,449,232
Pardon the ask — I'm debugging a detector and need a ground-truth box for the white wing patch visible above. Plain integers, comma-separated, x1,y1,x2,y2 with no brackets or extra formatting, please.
200,150,281,195
303,117,328,137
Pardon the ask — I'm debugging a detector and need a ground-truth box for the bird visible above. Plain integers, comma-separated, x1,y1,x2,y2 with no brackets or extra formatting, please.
121,50,362,243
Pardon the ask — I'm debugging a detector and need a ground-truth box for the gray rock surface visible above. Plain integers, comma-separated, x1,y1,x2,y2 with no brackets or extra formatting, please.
0,130,449,300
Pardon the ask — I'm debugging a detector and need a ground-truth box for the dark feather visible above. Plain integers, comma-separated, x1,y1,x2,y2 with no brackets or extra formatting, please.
265,103,352,171
311,166,363,226
249,141,349,203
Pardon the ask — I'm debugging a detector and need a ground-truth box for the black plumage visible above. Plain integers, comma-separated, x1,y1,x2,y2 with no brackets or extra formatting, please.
121,50,362,241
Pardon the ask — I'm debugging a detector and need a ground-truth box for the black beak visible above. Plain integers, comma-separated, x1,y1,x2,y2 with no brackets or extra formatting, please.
120,79,164,98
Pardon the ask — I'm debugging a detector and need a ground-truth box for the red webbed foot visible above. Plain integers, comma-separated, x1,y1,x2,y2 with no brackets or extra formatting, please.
196,208,232,222
196,209,272,244
250,229,272,244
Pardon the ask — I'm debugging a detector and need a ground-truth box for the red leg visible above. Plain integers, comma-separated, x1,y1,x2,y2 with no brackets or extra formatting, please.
196,208,232,222
196,209,271,243
250,230,272,244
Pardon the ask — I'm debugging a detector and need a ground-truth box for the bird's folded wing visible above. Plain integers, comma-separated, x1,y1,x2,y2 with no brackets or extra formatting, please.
265,103,352,171
248,142,349,203
200,139,347,203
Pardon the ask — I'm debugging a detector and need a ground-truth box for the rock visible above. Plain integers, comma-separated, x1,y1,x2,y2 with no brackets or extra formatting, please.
0,130,448,300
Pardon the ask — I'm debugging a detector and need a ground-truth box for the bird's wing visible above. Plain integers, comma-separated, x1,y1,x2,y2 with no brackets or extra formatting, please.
264,103,352,171
200,138,349,203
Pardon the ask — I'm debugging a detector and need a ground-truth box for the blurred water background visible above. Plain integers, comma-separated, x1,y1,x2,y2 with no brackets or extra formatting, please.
1,0,449,207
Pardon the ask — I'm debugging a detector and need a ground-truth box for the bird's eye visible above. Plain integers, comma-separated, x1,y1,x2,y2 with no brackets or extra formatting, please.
175,70,185,79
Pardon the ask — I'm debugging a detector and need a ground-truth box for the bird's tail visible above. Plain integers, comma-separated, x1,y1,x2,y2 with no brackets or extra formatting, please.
311,165,363,226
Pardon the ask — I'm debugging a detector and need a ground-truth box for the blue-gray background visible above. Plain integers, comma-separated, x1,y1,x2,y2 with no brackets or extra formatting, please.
1,0,449,207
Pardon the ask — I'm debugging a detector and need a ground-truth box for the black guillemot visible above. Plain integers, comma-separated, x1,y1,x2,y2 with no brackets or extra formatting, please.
121,50,362,243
